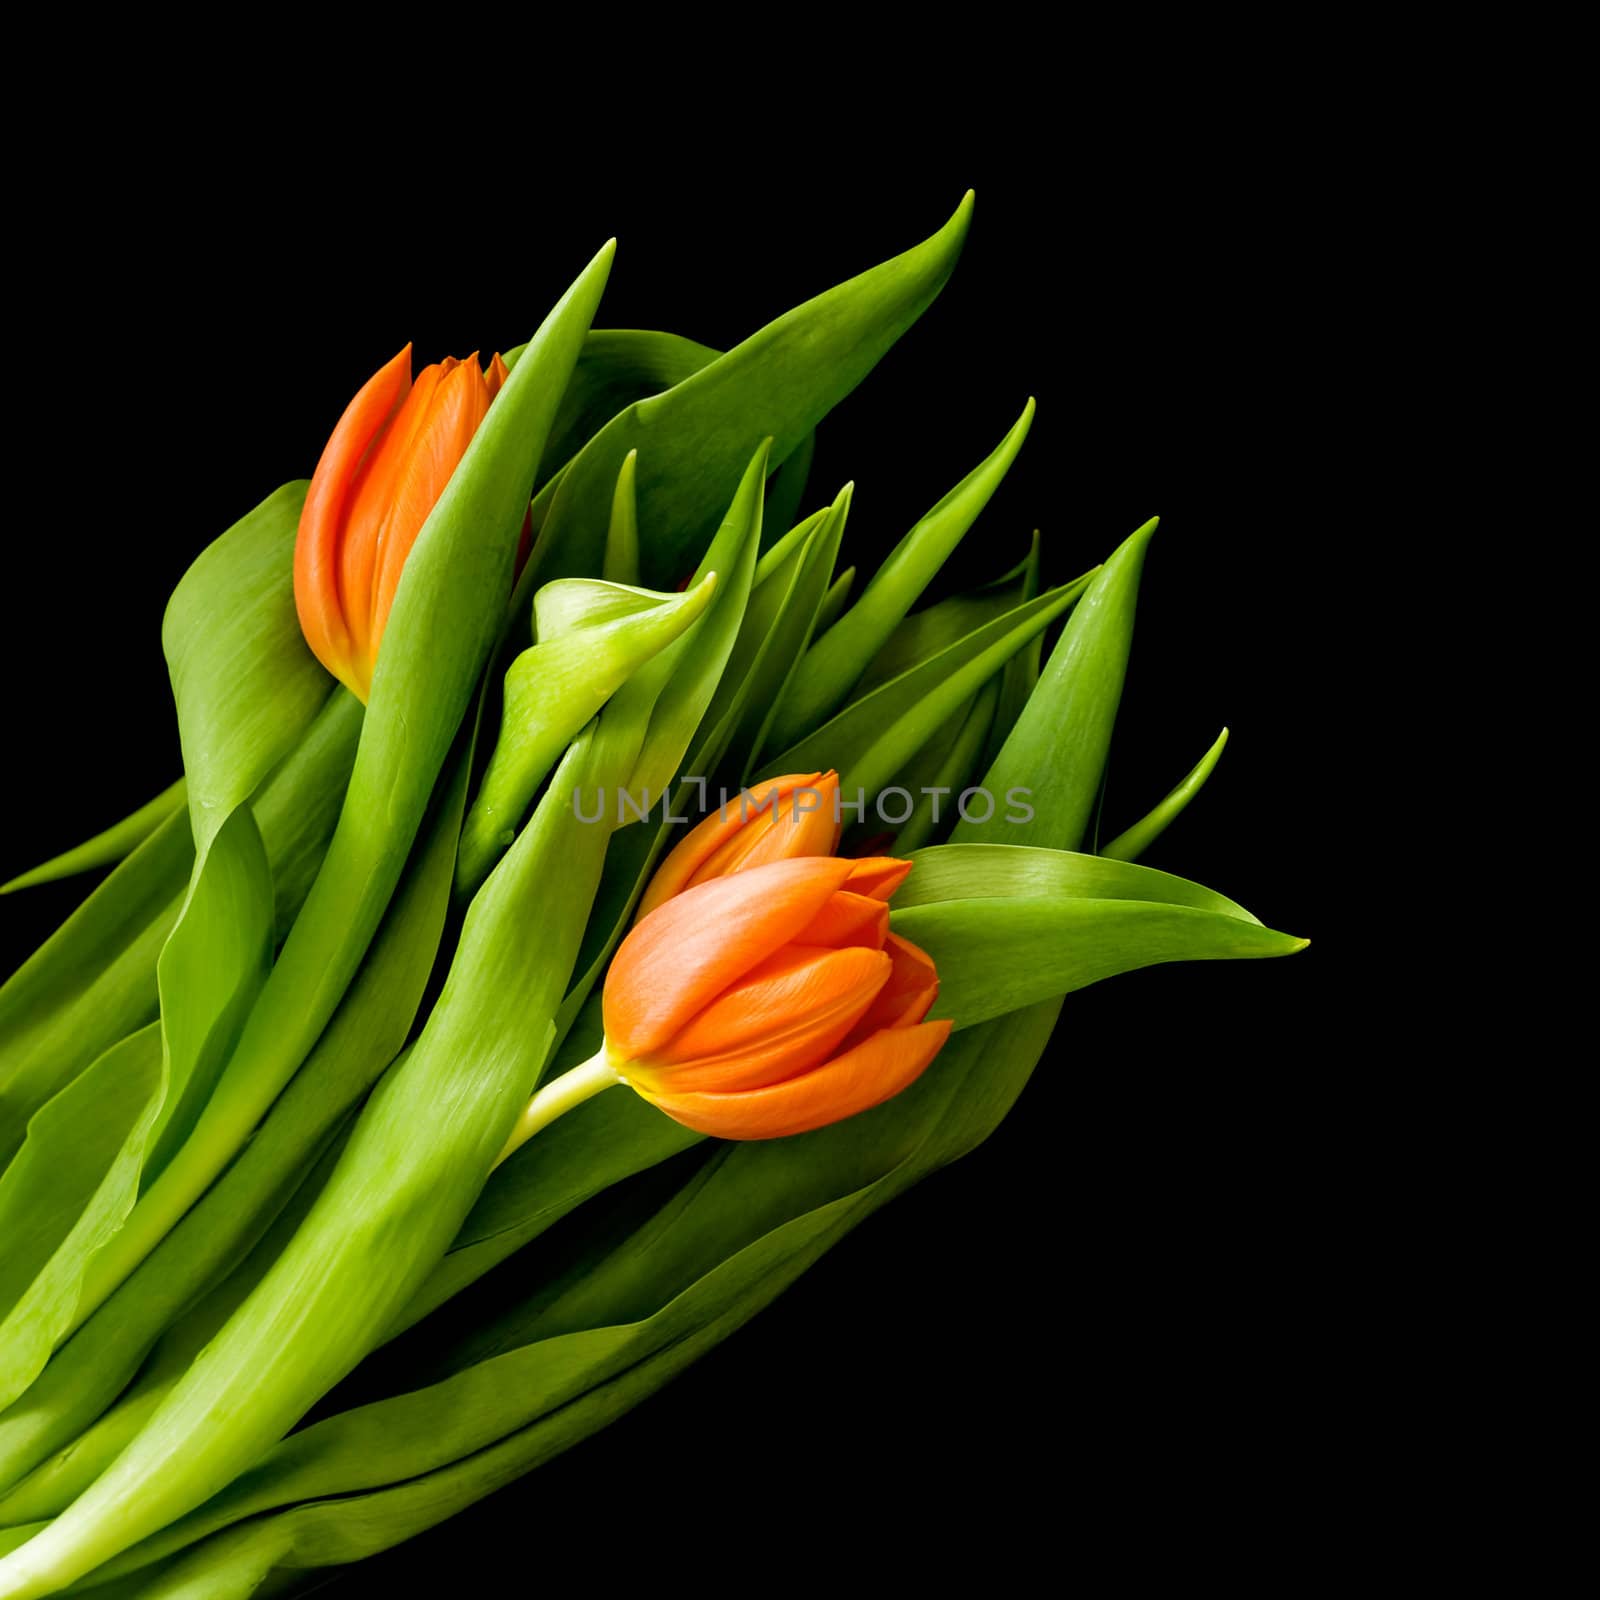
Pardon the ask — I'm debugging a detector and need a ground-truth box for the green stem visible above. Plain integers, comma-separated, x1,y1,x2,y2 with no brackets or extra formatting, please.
493,1049,620,1169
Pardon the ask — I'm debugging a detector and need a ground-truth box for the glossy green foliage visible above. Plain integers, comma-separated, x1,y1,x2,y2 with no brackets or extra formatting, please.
0,814,190,1167
0,762,469,1496
0,730,618,1594
894,844,1304,1028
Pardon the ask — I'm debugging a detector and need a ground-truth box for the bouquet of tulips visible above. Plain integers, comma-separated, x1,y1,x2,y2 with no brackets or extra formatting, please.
0,195,1303,1597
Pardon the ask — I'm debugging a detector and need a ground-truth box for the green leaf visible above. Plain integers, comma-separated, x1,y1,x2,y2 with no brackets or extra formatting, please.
456,572,718,894
981,530,1044,772
732,487,851,777
0,756,470,1498
622,443,768,802
0,697,360,1174
66,242,616,1339
0,779,187,895
756,574,1095,802
887,676,1000,853
0,814,189,1169
141,809,274,1182
66,1003,1066,1597
850,532,1038,700
0,1027,163,1410
895,841,1260,920
1101,727,1229,862
533,329,720,476
248,692,363,941
814,565,854,635
893,894,1307,1029
0,806,273,1410
391,997,700,1339
0,733,618,1594
765,398,1035,750
601,449,640,585
762,429,815,552
517,193,972,595
956,515,1158,852
162,482,333,854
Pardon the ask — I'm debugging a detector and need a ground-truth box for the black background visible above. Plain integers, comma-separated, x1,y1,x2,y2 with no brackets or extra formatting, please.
3,153,1339,1586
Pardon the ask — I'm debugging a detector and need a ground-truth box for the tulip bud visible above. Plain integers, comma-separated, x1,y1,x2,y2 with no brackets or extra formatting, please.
634,772,842,921
603,856,950,1140
294,344,509,702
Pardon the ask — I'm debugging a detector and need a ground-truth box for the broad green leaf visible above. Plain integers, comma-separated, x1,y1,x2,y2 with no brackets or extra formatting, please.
0,1376,160,1526
0,814,189,1168
0,807,272,1410
0,779,186,895
65,243,616,1343
391,997,700,1338
142,808,273,1182
0,1027,163,1402
0,757,470,1496
1101,727,1229,862
0,698,359,1171
457,573,717,893
894,892,1304,1029
756,574,1095,803
896,842,1259,921
162,482,332,854
248,692,362,940
0,733,619,1593
766,398,1034,749
517,193,972,596
957,516,1157,852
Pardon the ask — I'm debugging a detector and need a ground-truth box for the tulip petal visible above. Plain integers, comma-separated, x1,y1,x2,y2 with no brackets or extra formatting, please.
484,352,510,400
843,856,913,902
294,344,412,695
693,772,841,887
634,773,833,921
339,360,449,680
639,943,889,1090
369,358,493,659
792,890,888,951
838,933,939,1048
637,1018,952,1140
605,857,857,1059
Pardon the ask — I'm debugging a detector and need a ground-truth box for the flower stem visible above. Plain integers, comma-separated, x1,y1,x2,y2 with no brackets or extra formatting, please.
493,1048,620,1169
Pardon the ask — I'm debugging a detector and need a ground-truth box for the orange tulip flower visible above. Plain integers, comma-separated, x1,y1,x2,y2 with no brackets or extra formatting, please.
634,771,843,921
294,344,509,702
602,855,950,1139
